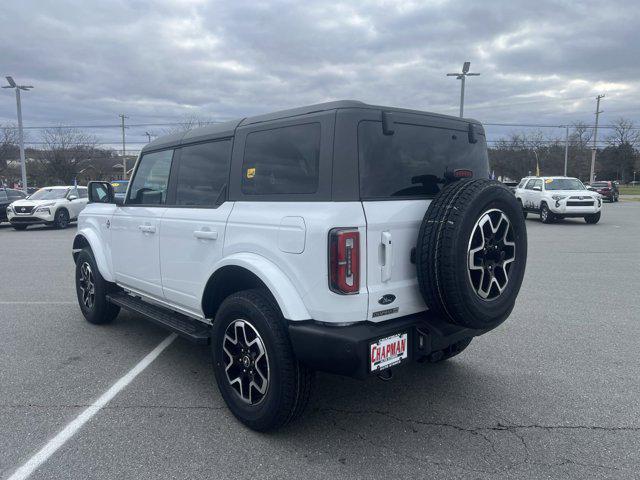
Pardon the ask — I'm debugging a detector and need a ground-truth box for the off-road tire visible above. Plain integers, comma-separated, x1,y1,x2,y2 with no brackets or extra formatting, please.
212,289,314,431
426,337,473,363
540,203,554,223
416,179,527,330
585,212,601,224
53,208,70,229
12,224,27,231
75,248,120,324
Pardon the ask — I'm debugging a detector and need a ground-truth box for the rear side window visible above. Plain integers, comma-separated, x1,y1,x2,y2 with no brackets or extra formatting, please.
358,120,489,199
175,140,232,206
127,149,174,205
242,123,320,195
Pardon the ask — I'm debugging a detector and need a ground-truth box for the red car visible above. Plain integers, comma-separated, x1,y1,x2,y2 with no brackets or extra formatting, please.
589,181,619,202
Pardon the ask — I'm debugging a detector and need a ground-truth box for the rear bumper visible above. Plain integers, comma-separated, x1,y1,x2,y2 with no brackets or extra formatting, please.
288,311,490,379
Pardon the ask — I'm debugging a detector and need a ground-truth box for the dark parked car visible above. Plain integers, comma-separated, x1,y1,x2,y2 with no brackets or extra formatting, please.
589,181,619,202
0,188,27,222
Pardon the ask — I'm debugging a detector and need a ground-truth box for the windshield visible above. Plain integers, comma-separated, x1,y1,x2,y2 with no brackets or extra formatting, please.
111,181,129,194
591,182,609,188
358,120,489,199
544,178,585,191
29,188,69,200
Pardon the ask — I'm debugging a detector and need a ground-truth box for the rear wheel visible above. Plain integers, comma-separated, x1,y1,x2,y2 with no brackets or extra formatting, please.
75,248,120,324
585,212,601,224
426,337,473,363
212,289,314,431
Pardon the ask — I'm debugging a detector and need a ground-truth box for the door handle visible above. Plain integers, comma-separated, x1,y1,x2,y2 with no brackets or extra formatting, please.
138,225,156,234
194,229,218,240
381,231,392,282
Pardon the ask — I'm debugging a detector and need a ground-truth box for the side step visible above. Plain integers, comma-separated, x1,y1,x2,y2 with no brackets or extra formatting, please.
107,292,211,344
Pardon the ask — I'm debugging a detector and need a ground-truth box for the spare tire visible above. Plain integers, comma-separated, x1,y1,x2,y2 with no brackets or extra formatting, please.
416,179,527,330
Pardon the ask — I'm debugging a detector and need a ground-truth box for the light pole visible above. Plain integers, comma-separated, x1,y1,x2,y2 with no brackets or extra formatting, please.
2,76,33,193
447,61,480,118
119,114,128,179
589,94,604,184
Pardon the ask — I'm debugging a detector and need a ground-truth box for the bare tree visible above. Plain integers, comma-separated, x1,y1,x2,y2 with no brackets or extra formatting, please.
607,118,640,148
0,124,20,175
39,127,98,184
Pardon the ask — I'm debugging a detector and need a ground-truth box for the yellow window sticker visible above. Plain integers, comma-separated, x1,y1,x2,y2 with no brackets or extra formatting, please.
545,179,553,184
111,183,120,187
246,168,256,179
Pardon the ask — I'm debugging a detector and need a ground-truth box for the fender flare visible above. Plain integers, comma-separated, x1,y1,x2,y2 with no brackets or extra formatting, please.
208,253,311,321
73,229,114,282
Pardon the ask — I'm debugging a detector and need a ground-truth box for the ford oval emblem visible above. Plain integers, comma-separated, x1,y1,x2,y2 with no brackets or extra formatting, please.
378,294,396,305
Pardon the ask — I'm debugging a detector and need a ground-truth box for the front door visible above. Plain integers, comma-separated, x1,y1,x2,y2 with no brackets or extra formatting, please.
159,139,234,314
111,149,174,299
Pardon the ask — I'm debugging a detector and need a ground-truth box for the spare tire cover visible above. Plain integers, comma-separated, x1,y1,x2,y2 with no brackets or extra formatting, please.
416,179,527,330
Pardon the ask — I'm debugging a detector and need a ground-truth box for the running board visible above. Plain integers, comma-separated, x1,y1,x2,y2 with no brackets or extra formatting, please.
107,292,211,344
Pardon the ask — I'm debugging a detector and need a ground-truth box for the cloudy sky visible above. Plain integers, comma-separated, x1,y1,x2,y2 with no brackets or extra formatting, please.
1,0,639,150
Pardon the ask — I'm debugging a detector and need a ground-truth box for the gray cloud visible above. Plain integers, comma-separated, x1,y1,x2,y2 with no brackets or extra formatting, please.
1,0,639,149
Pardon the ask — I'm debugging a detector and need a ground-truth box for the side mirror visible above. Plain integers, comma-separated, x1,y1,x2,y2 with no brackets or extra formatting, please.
533,186,542,191
68,194,78,201
88,181,115,204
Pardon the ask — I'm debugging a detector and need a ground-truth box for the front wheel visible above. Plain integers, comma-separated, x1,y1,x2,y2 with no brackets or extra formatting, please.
540,203,554,223
53,208,70,229
75,249,120,324
585,212,601,224
212,289,314,431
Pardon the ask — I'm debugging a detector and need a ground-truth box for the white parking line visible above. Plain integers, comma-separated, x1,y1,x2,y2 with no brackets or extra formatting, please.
0,301,76,305
6,333,177,480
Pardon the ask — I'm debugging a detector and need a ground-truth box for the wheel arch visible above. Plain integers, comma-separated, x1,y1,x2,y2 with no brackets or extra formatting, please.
72,231,114,282
202,254,311,322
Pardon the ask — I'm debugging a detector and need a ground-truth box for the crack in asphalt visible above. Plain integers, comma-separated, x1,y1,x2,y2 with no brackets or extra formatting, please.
317,407,634,473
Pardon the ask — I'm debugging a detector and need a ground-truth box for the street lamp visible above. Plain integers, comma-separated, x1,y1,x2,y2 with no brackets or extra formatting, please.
2,76,33,193
446,61,480,118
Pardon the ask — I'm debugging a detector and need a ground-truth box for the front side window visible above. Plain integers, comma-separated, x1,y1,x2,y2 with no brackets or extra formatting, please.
525,179,537,190
242,123,320,195
175,140,232,206
127,150,174,205
78,187,88,198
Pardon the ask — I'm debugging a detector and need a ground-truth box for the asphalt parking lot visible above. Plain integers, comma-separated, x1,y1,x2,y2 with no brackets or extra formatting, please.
1,202,639,480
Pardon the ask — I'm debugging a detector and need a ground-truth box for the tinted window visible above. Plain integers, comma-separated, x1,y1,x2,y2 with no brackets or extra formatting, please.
127,149,174,205
525,179,537,190
358,121,489,199
175,140,232,206
242,123,320,195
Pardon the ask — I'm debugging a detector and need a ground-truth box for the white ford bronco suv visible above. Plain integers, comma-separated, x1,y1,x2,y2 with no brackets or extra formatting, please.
73,101,527,431
515,176,602,224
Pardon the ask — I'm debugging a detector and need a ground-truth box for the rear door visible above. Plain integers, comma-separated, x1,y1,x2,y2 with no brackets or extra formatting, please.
358,113,489,321
159,139,234,314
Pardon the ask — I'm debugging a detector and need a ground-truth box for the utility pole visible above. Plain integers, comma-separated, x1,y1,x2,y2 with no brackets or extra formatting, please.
119,114,128,179
563,125,569,176
2,76,33,193
589,94,604,184
446,61,480,118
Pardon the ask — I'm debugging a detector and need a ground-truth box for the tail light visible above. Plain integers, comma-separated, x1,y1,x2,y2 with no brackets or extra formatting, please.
329,228,360,294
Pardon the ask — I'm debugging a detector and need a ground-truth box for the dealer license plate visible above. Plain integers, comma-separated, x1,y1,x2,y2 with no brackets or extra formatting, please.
370,333,408,372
